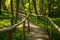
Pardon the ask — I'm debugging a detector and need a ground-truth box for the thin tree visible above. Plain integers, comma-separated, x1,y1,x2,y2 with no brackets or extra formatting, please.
15,0,19,23
10,0,14,25
32,0,38,25
21,0,25,11
39,0,44,15
51,0,55,17
32,0,38,15
48,0,52,16
28,0,31,13
39,0,42,15
8,0,14,40
27,0,31,32
48,0,52,40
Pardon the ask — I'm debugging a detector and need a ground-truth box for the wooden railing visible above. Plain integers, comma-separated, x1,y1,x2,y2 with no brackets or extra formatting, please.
0,13,30,40
29,14,60,40
44,16,60,40
17,10,60,40
35,15,60,40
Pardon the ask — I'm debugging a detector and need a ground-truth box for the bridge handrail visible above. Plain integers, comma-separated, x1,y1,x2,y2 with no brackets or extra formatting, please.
0,12,29,33
30,14,60,32
18,11,60,31
43,16,60,40
31,14,60,40
44,16,60,31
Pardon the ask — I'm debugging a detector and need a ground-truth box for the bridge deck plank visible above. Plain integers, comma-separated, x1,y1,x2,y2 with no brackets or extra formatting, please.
26,23,49,40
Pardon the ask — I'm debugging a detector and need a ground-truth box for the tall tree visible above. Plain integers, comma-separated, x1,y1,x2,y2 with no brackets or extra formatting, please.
48,0,55,16
28,0,31,13
32,0,38,25
21,0,25,11
41,0,44,15
32,0,38,15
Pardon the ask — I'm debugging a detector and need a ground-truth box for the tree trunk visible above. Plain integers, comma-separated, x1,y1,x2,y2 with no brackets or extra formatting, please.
32,0,38,15
10,0,14,25
15,0,19,23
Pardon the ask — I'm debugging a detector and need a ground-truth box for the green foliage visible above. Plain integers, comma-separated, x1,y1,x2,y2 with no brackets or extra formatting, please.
0,11,11,29
1,0,60,17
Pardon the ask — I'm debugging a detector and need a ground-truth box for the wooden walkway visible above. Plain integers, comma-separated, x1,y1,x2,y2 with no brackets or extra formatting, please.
26,23,49,40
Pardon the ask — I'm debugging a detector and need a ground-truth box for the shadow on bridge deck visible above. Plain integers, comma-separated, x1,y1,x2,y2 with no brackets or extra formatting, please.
26,22,49,40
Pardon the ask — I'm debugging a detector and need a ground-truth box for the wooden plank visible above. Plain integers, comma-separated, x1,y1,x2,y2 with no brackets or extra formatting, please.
26,23,49,40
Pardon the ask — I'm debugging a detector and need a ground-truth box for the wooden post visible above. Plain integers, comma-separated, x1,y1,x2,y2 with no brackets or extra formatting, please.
50,24,52,40
46,18,48,32
44,17,47,30
45,17,48,31
36,16,38,26
28,17,30,33
45,16,48,32
58,29,60,40
8,30,12,40
44,16,46,29
43,8,46,30
44,11,46,29
22,21,26,40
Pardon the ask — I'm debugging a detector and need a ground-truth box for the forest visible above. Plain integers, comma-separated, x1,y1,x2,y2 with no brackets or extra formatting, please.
0,0,60,40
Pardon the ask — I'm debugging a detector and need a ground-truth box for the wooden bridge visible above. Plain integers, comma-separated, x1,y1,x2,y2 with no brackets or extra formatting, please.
0,14,60,40
0,0,60,40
